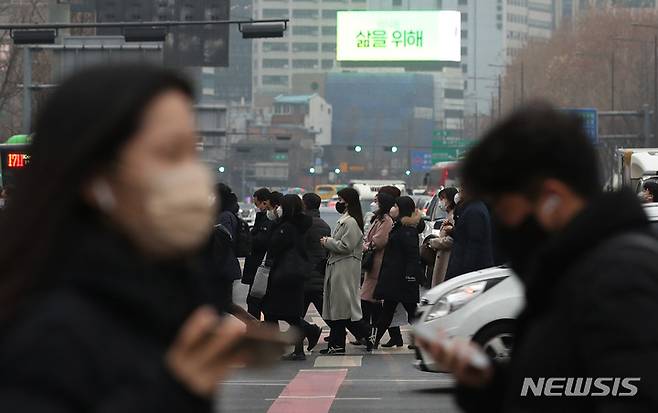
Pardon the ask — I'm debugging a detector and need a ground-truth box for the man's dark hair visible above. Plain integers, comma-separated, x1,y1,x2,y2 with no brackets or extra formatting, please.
461,101,601,200
302,193,322,210
253,187,271,202
269,191,283,207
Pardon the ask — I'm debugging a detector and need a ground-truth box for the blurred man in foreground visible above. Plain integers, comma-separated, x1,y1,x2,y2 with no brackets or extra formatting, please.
419,102,658,412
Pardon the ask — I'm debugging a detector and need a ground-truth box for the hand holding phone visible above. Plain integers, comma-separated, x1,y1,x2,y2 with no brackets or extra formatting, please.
414,324,493,387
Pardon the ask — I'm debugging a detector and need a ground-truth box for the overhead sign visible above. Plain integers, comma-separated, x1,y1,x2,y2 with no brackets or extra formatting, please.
336,11,461,62
432,138,472,162
561,108,598,145
411,150,433,172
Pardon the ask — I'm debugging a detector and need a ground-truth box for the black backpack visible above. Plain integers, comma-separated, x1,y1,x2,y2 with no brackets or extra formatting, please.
233,214,253,258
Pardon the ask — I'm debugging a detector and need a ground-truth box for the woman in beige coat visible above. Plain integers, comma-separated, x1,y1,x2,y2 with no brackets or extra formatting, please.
360,193,395,331
320,188,371,353
429,188,459,287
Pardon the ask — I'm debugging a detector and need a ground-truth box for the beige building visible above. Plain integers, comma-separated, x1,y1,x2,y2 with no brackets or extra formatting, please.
251,0,368,97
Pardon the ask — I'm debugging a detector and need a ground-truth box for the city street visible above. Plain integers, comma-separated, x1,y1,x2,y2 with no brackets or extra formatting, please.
222,284,460,413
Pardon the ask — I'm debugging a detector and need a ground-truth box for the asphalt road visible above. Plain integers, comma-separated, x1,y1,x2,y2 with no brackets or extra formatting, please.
220,283,461,413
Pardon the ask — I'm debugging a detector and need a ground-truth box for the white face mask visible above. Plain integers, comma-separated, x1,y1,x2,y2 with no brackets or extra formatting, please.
93,162,216,257
370,201,378,212
438,200,447,211
454,193,462,205
266,209,277,221
276,205,283,218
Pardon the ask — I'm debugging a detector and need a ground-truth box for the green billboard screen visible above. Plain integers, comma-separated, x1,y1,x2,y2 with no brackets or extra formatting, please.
336,11,461,62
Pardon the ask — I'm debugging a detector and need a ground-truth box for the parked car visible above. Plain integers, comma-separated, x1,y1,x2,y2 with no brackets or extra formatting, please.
237,202,256,227
413,202,658,373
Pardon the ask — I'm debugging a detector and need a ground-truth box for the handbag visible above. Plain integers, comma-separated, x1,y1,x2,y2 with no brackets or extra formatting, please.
361,245,376,271
249,254,270,299
270,229,311,286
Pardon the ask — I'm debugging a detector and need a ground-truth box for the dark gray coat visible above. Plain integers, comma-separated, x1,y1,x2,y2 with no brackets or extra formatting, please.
445,200,494,280
303,209,331,293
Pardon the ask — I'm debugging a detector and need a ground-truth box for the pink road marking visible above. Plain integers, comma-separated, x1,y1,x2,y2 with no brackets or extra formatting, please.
267,369,348,413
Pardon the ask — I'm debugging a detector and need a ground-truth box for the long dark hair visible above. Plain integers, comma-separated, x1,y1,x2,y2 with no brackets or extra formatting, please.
439,187,459,212
0,64,194,319
372,192,395,223
337,187,364,232
280,194,304,222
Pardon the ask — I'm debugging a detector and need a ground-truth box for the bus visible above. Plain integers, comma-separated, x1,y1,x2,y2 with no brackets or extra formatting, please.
0,143,30,188
424,161,458,194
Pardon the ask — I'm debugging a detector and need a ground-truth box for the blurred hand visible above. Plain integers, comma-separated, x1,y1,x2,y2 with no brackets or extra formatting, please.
166,306,247,398
320,237,329,247
417,334,493,388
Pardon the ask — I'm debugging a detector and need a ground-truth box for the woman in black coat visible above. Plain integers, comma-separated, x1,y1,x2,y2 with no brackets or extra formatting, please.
0,65,251,412
373,196,422,347
262,194,321,360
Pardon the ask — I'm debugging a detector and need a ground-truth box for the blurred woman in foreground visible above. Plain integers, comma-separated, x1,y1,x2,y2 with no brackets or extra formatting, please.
0,65,250,412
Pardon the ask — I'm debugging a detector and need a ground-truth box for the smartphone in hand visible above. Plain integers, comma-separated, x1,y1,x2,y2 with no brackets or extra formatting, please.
413,323,491,371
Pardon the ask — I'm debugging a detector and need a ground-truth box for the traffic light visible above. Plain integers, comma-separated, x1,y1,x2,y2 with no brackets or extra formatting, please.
309,167,316,174
384,146,399,153
218,166,226,173
348,145,363,153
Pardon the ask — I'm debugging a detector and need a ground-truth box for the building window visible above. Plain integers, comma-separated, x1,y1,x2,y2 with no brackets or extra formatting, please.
461,46,467,56
461,30,468,39
322,9,338,19
293,59,319,69
322,59,334,69
393,0,403,6
262,9,288,19
263,42,289,52
293,42,319,52
322,26,337,36
263,59,289,68
462,64,468,73
293,26,319,36
445,89,464,99
322,43,336,52
263,75,289,86
292,9,319,19
461,13,468,22
445,109,464,118
458,0,468,4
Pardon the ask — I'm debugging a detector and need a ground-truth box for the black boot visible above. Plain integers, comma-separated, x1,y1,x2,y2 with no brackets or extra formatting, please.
380,326,403,347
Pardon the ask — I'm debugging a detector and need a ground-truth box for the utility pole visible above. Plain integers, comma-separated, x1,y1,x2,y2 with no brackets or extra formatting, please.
611,50,616,110
520,61,525,103
498,74,502,118
22,47,31,133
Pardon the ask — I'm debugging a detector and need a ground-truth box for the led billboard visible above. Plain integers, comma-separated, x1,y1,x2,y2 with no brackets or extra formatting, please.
336,11,461,62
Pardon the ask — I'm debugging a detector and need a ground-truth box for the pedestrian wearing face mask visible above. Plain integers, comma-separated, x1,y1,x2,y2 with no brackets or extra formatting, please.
320,187,372,354
429,187,458,287
419,102,658,413
443,188,494,280
358,192,395,345
261,195,316,361
242,188,273,319
0,65,254,412
266,191,283,222
372,196,422,348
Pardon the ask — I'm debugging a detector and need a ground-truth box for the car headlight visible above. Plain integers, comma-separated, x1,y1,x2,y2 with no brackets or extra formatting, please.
424,278,504,322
